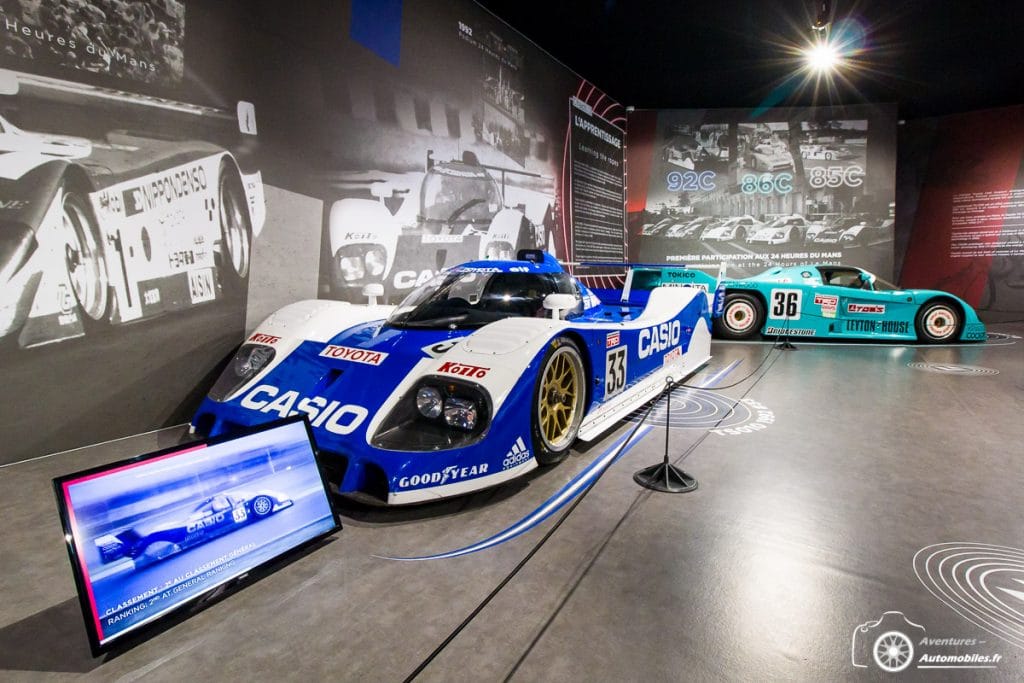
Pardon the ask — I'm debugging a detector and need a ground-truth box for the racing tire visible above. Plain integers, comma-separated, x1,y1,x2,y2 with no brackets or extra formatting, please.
713,292,765,340
531,337,586,465
824,152,834,160
62,189,110,329
915,300,962,343
217,160,253,296
250,495,274,518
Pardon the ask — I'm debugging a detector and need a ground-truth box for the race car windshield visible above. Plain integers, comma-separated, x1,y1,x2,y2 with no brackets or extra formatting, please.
387,270,579,329
420,169,502,224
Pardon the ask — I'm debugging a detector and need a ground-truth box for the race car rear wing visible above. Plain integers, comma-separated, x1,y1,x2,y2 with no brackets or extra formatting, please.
579,261,725,317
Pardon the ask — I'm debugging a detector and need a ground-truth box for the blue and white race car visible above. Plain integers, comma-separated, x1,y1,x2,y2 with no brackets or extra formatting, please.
94,490,293,565
712,264,986,343
0,114,265,348
193,251,712,505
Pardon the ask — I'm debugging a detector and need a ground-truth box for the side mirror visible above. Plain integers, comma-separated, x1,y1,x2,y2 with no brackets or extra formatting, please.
543,293,577,320
859,272,873,290
362,283,385,306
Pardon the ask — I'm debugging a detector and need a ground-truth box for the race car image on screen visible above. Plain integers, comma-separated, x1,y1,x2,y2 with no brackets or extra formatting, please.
0,115,266,348
712,265,986,343
327,151,545,304
193,251,713,505
94,490,293,565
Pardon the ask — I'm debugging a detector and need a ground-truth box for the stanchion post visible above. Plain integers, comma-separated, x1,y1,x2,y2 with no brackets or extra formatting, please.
633,379,698,493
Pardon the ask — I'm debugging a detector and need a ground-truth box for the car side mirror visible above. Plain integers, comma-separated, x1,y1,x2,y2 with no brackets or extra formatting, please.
362,283,385,305
543,293,577,320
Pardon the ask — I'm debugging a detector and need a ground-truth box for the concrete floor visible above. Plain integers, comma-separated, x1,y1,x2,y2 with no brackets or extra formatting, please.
2,324,1023,681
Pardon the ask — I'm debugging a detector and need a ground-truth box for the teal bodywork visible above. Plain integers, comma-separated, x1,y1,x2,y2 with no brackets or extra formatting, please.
717,264,986,342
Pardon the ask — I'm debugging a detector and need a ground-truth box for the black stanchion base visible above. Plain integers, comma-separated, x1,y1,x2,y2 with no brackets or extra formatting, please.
633,462,698,493
775,339,798,350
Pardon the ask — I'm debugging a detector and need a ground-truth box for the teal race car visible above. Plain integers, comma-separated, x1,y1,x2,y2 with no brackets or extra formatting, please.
711,264,986,343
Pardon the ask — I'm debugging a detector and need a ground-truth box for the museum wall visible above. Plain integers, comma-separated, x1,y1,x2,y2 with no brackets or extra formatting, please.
896,105,1024,321
0,0,622,465
625,104,899,280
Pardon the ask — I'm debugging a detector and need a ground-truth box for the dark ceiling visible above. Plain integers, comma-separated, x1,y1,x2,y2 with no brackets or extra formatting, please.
475,0,1023,119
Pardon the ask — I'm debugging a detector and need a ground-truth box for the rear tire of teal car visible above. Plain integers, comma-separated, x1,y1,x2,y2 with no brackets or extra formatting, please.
62,188,111,333
713,292,764,340
915,300,962,343
217,159,253,297
531,337,586,465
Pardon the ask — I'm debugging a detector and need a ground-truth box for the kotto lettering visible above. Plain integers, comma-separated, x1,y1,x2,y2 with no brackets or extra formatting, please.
638,321,681,359
437,361,490,378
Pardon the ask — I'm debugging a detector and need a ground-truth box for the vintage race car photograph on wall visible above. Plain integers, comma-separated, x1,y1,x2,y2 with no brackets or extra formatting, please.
194,251,713,505
0,114,265,349
712,264,987,343
325,151,550,305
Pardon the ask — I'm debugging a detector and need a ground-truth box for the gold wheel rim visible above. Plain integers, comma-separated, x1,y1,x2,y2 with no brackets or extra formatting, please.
538,346,581,451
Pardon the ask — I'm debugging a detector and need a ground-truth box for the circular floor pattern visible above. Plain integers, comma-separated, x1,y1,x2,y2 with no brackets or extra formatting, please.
914,543,1024,650
625,389,752,429
907,362,999,376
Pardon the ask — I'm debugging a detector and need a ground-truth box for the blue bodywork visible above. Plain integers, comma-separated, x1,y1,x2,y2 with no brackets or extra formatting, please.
193,253,711,504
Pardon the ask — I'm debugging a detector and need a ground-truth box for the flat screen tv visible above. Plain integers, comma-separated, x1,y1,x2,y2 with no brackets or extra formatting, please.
53,416,339,655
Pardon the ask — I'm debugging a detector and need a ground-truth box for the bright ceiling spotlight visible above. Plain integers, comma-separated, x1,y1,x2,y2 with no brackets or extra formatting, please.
804,40,841,73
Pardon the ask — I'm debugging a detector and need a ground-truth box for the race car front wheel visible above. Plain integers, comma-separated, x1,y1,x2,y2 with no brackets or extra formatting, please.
218,160,253,292
915,300,961,343
62,190,110,325
532,337,586,465
713,292,764,340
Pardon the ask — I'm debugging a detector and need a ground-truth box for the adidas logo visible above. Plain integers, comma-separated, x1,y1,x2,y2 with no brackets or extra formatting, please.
502,436,532,469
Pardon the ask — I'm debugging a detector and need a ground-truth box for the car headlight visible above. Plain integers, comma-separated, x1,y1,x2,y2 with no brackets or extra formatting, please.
208,343,276,401
365,247,387,276
416,386,443,419
443,397,477,431
372,378,491,450
339,255,365,282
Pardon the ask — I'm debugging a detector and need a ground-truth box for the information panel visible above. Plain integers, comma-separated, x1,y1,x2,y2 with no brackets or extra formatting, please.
570,97,626,262
54,417,339,654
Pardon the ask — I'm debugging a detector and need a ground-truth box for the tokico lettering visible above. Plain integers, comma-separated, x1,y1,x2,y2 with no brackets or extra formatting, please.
319,345,388,365
438,361,490,378
240,385,368,435
638,321,681,359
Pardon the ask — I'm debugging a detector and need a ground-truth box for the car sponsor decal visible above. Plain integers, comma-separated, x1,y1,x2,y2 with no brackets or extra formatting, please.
239,385,368,435
846,319,910,334
319,345,389,365
605,346,627,398
638,320,681,359
123,164,208,217
437,361,489,379
848,303,886,314
383,362,741,561
606,330,621,348
421,339,459,357
814,293,838,318
769,289,802,320
421,234,464,244
398,464,489,489
187,268,216,304
502,437,532,470
764,326,815,336
248,333,280,345
663,346,682,365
